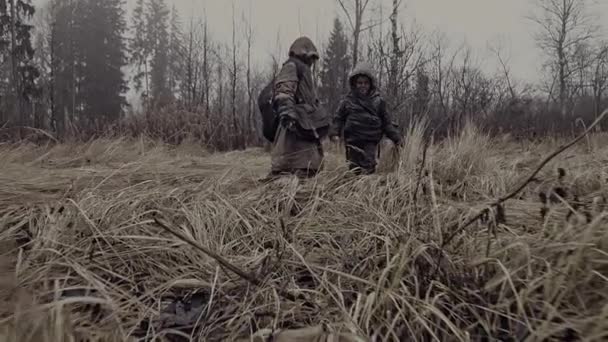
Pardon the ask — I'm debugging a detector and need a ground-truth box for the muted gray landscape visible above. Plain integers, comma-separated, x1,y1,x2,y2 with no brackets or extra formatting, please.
1,1,608,342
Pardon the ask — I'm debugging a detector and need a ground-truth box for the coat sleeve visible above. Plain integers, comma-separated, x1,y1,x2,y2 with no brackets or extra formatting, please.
273,61,299,120
330,99,348,138
379,99,402,144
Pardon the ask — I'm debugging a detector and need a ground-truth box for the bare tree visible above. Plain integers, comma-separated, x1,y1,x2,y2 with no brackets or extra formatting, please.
182,16,202,110
429,32,462,118
32,4,54,128
202,14,210,115
8,0,21,124
336,0,373,67
591,44,608,120
488,38,516,100
242,2,255,144
372,0,384,88
230,0,240,149
570,42,594,101
363,0,424,119
529,0,598,117
451,46,477,125
216,47,225,120
388,0,400,101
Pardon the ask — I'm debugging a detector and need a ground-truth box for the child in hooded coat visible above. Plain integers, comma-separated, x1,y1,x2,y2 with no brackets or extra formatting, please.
330,62,402,175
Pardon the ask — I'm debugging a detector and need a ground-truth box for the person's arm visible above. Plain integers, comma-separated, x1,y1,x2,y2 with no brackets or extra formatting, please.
330,99,348,139
378,99,402,145
273,61,299,126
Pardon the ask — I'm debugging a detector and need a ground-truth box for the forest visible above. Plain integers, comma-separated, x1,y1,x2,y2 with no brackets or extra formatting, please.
1,0,606,149
1,1,608,341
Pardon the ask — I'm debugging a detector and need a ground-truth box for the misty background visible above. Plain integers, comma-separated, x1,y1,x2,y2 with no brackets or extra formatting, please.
2,0,608,150
34,0,601,83
118,0,607,82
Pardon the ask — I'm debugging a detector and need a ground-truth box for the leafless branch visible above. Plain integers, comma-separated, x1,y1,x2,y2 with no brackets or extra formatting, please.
440,107,608,250
154,215,317,308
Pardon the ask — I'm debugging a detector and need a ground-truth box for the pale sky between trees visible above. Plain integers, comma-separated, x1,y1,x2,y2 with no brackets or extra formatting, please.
141,0,608,83
34,0,608,85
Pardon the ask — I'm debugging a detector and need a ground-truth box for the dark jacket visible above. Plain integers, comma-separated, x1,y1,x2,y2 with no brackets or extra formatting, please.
330,62,401,144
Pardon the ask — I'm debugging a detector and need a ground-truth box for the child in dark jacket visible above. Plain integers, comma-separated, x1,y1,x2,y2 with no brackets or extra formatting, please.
329,62,402,175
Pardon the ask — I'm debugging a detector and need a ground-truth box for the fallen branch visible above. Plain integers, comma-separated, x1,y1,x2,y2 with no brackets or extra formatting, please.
436,108,608,267
0,126,59,143
153,215,316,308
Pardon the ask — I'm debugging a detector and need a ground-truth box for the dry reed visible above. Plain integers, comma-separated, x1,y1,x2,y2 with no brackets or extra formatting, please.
0,120,607,341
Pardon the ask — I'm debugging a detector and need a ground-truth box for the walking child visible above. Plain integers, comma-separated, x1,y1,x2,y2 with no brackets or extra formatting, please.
330,62,402,175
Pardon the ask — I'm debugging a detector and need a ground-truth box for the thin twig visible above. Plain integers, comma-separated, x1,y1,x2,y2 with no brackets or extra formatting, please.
153,215,315,307
441,107,608,250
430,108,608,279
0,126,59,143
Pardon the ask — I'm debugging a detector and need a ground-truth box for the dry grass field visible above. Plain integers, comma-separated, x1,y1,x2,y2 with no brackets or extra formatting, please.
0,121,607,341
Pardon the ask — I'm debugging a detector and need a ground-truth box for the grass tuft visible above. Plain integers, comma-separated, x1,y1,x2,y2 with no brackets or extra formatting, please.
1,129,607,341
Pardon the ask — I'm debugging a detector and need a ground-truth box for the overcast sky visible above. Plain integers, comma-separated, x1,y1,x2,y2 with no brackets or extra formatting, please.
34,0,608,84
144,0,608,83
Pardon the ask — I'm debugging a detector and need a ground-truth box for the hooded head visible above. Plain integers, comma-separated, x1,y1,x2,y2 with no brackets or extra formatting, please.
288,36,320,65
348,62,377,97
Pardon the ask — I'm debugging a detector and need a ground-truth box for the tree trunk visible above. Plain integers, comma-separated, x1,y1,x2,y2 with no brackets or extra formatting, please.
202,20,210,116
559,48,567,117
231,2,239,149
9,0,22,126
186,21,194,110
245,8,253,147
352,28,359,68
50,21,61,136
389,0,399,102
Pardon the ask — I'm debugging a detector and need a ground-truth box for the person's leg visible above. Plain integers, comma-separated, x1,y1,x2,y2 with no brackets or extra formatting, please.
360,142,379,174
345,140,367,175
345,140,379,175
294,167,318,179
270,125,323,177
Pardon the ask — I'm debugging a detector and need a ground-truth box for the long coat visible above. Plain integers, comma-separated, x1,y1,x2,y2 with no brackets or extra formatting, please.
270,37,331,176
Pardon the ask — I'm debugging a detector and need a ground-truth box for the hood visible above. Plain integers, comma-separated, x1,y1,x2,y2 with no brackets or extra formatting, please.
288,36,320,60
348,62,377,92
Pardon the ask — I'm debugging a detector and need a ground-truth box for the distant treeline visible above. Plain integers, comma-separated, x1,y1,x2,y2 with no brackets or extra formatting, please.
1,0,606,149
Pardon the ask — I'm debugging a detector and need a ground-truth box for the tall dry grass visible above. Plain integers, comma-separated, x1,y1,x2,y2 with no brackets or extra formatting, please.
0,120,607,341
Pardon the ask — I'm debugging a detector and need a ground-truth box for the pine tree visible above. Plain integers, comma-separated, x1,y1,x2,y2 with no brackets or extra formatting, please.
130,0,150,100
146,0,171,108
49,0,77,134
48,0,127,132
320,17,350,115
76,0,128,125
0,0,39,126
168,5,184,102
32,5,53,128
81,0,127,122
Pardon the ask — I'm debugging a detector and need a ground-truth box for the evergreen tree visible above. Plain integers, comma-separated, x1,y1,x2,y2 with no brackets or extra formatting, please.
76,0,128,125
0,0,39,126
130,0,150,99
48,0,127,132
49,0,77,134
146,0,171,108
320,17,350,115
168,5,184,102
